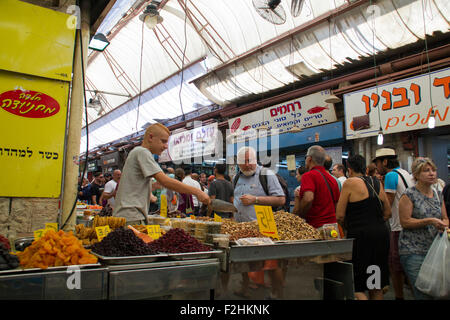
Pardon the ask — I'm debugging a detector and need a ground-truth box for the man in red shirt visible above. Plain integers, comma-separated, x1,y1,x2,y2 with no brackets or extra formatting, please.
296,145,340,228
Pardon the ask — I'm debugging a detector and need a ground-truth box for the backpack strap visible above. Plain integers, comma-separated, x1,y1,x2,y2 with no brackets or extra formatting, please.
313,169,336,210
258,167,269,196
392,169,410,189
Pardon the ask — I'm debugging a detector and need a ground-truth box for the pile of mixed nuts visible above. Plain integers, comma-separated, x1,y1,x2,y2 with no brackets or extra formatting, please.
221,211,321,241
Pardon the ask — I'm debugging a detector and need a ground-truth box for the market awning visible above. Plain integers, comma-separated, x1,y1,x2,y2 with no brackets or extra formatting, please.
83,0,450,152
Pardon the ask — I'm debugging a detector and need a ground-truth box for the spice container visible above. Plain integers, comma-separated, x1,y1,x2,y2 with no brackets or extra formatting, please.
212,234,230,248
153,215,167,226
207,221,222,235
194,221,208,242
187,220,197,236
318,223,340,240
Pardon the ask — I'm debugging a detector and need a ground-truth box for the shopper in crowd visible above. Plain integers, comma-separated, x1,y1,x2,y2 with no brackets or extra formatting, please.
200,173,208,191
292,166,307,215
443,181,450,216
366,163,383,183
398,157,449,300
373,147,414,300
89,172,104,205
324,155,342,191
99,169,121,209
104,173,112,184
182,168,203,215
233,146,285,300
173,167,195,216
294,145,340,228
149,177,162,213
208,163,234,219
336,155,391,300
331,163,347,185
113,123,210,225
208,175,215,188
77,177,90,202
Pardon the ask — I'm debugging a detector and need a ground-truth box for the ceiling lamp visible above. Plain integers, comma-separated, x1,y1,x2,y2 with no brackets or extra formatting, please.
139,2,163,30
324,94,342,104
88,33,110,52
428,108,436,129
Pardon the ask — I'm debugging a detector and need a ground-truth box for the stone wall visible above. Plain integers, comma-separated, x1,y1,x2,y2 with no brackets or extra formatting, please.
0,198,59,240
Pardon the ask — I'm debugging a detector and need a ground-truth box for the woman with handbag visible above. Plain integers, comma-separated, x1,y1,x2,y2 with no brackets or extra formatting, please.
398,157,449,300
336,155,392,300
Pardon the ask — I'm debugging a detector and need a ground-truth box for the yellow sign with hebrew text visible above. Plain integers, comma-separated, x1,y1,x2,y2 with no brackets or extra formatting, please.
0,71,69,197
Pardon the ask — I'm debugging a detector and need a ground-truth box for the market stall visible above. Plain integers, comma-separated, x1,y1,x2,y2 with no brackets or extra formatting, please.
0,209,354,300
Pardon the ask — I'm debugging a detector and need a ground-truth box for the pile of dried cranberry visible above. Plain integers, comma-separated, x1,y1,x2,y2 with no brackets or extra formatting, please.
148,228,211,253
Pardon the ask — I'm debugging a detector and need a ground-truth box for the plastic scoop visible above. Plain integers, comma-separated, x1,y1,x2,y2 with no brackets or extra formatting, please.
127,225,153,244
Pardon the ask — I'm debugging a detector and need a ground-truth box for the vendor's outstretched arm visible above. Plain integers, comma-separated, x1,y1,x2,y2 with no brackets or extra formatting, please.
153,172,210,205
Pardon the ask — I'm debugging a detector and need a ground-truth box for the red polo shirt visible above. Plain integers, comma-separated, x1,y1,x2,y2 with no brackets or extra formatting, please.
299,166,339,228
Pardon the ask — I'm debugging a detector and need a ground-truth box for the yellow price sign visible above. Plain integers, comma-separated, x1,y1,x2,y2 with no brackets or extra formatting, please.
45,223,58,232
95,225,111,241
254,205,279,240
160,194,167,217
214,214,222,222
33,228,47,241
146,225,161,240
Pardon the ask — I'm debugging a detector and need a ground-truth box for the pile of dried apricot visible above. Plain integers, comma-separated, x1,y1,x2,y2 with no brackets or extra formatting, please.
17,229,98,269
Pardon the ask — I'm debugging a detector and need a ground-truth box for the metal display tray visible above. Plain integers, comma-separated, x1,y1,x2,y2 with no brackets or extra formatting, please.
91,252,169,265
166,250,223,260
0,263,101,275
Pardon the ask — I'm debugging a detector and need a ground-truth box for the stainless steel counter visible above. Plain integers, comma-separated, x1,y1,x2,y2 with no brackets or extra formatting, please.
0,264,108,300
107,258,220,300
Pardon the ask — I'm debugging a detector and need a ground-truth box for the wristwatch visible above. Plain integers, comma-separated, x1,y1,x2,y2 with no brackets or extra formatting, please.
255,197,259,204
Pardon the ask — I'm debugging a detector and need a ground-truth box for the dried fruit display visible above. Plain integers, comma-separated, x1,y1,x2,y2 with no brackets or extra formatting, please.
0,235,10,251
16,230,98,269
90,227,158,257
147,228,212,253
92,216,126,229
75,224,99,246
0,243,19,270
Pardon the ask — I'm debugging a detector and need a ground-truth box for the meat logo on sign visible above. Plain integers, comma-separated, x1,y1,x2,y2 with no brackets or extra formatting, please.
0,90,60,118
230,118,241,133
307,106,329,114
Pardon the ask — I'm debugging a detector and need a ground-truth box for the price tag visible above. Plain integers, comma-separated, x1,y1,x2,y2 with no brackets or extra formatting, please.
160,194,167,217
254,205,279,240
45,223,58,232
214,214,222,222
190,215,196,220
146,225,161,240
33,229,46,241
95,225,111,241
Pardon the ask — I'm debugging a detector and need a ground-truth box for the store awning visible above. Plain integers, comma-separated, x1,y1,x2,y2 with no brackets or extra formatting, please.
83,0,450,152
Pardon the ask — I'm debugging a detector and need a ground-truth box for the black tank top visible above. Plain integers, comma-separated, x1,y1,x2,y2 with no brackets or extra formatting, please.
345,176,385,231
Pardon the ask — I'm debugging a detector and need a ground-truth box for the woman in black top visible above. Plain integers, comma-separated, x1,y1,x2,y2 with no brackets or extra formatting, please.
336,155,392,300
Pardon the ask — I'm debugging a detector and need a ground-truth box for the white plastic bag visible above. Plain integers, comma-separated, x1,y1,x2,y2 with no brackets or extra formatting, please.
415,230,450,298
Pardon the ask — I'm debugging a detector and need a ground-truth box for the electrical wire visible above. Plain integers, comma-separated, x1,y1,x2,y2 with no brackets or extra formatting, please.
369,0,382,134
178,0,189,121
61,8,90,230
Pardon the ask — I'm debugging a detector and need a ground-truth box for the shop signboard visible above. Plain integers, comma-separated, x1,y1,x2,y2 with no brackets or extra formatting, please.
344,67,450,139
167,123,219,162
101,152,119,167
0,0,75,198
0,72,69,197
227,90,337,142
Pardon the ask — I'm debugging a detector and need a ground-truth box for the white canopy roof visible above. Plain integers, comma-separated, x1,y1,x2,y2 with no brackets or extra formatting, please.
82,0,450,152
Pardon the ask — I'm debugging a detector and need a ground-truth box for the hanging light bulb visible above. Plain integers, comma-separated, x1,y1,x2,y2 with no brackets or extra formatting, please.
428,108,435,129
377,128,383,145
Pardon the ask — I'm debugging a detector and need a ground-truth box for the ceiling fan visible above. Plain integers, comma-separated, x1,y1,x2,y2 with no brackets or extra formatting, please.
252,0,287,25
290,0,305,17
